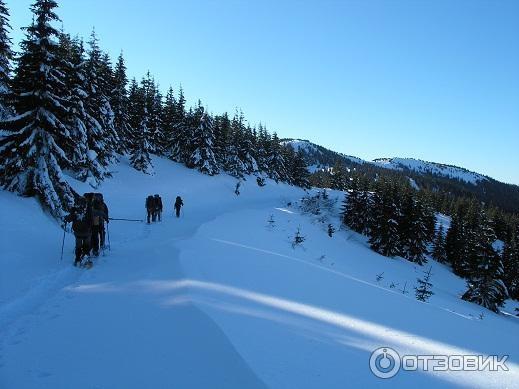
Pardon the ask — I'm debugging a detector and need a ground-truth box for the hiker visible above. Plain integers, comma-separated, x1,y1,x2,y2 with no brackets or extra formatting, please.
154,194,163,222
95,193,109,249
174,196,184,218
146,195,155,224
91,195,107,256
64,197,92,266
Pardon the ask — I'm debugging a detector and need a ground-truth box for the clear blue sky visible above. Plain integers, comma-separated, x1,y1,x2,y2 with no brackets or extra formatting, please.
7,0,519,184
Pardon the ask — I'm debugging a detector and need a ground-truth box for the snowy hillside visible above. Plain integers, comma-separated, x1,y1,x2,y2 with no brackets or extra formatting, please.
372,157,487,184
284,139,488,184
1,157,518,388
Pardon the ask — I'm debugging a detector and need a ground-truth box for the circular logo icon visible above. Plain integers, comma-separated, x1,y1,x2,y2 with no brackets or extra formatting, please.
369,347,401,379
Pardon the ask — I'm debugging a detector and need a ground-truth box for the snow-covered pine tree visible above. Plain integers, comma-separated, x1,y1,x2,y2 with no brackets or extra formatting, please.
267,132,288,182
289,148,311,188
232,111,258,175
0,0,75,217
141,72,165,154
126,78,140,150
398,187,429,265
0,0,12,119
461,252,508,313
170,87,189,163
213,112,231,169
57,33,93,179
432,224,447,263
255,123,271,175
368,180,400,257
445,209,467,273
342,174,366,233
461,207,508,312
112,51,132,153
330,159,347,190
129,85,153,174
161,86,176,157
502,223,519,300
84,30,118,172
188,107,219,175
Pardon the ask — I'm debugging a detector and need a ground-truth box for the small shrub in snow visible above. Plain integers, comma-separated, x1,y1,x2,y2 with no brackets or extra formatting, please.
327,224,335,237
376,272,384,283
415,266,434,302
292,227,306,249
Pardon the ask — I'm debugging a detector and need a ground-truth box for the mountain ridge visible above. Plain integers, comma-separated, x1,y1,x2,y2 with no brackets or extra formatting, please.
282,138,519,214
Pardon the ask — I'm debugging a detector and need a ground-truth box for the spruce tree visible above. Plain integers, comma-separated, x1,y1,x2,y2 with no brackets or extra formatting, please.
502,224,519,300
432,224,448,263
342,174,365,233
461,252,508,313
289,149,310,188
84,30,118,171
112,51,131,153
161,86,176,157
0,0,12,119
415,266,434,302
0,0,75,217
330,159,347,190
368,180,400,257
398,188,430,265
129,86,152,174
267,132,288,182
187,106,219,175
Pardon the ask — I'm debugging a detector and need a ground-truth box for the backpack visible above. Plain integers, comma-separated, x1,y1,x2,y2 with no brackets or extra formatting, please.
146,195,154,209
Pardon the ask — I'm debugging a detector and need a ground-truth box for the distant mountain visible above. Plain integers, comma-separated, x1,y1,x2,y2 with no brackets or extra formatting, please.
283,139,519,214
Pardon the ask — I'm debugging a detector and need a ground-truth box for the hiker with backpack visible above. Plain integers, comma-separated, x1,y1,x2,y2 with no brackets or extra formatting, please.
174,196,184,218
94,193,109,249
154,194,163,222
64,196,93,267
146,195,155,224
90,196,107,256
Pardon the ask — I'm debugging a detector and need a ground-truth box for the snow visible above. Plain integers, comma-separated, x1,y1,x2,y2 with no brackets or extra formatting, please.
1,156,518,388
372,158,487,185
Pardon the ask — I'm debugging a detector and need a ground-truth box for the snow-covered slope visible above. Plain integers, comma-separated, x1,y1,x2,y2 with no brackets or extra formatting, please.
1,157,518,388
372,157,487,184
283,139,488,184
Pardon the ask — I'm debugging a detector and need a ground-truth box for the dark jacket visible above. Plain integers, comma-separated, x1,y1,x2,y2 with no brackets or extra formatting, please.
154,196,163,211
146,196,154,210
65,208,92,238
174,197,184,209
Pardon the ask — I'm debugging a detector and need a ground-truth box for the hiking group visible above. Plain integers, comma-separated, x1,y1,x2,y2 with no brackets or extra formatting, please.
63,193,109,268
146,194,163,223
64,193,184,267
145,194,184,223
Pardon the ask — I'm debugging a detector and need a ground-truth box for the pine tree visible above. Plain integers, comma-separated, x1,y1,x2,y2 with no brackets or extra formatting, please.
289,148,310,188
398,187,430,265
342,173,372,235
432,224,448,263
267,132,288,182
461,253,508,313
188,107,219,175
84,29,118,171
129,85,153,174
112,51,131,153
0,0,12,119
445,210,466,273
415,266,434,302
368,180,400,257
170,87,189,163
57,33,94,181
161,86,176,157
0,0,75,217
502,223,519,300
330,159,347,190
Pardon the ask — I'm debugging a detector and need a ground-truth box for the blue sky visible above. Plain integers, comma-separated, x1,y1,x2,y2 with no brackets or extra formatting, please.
7,0,519,184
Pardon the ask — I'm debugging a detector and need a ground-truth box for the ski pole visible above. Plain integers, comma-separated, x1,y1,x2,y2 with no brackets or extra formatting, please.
107,223,111,251
109,217,144,222
60,226,66,262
